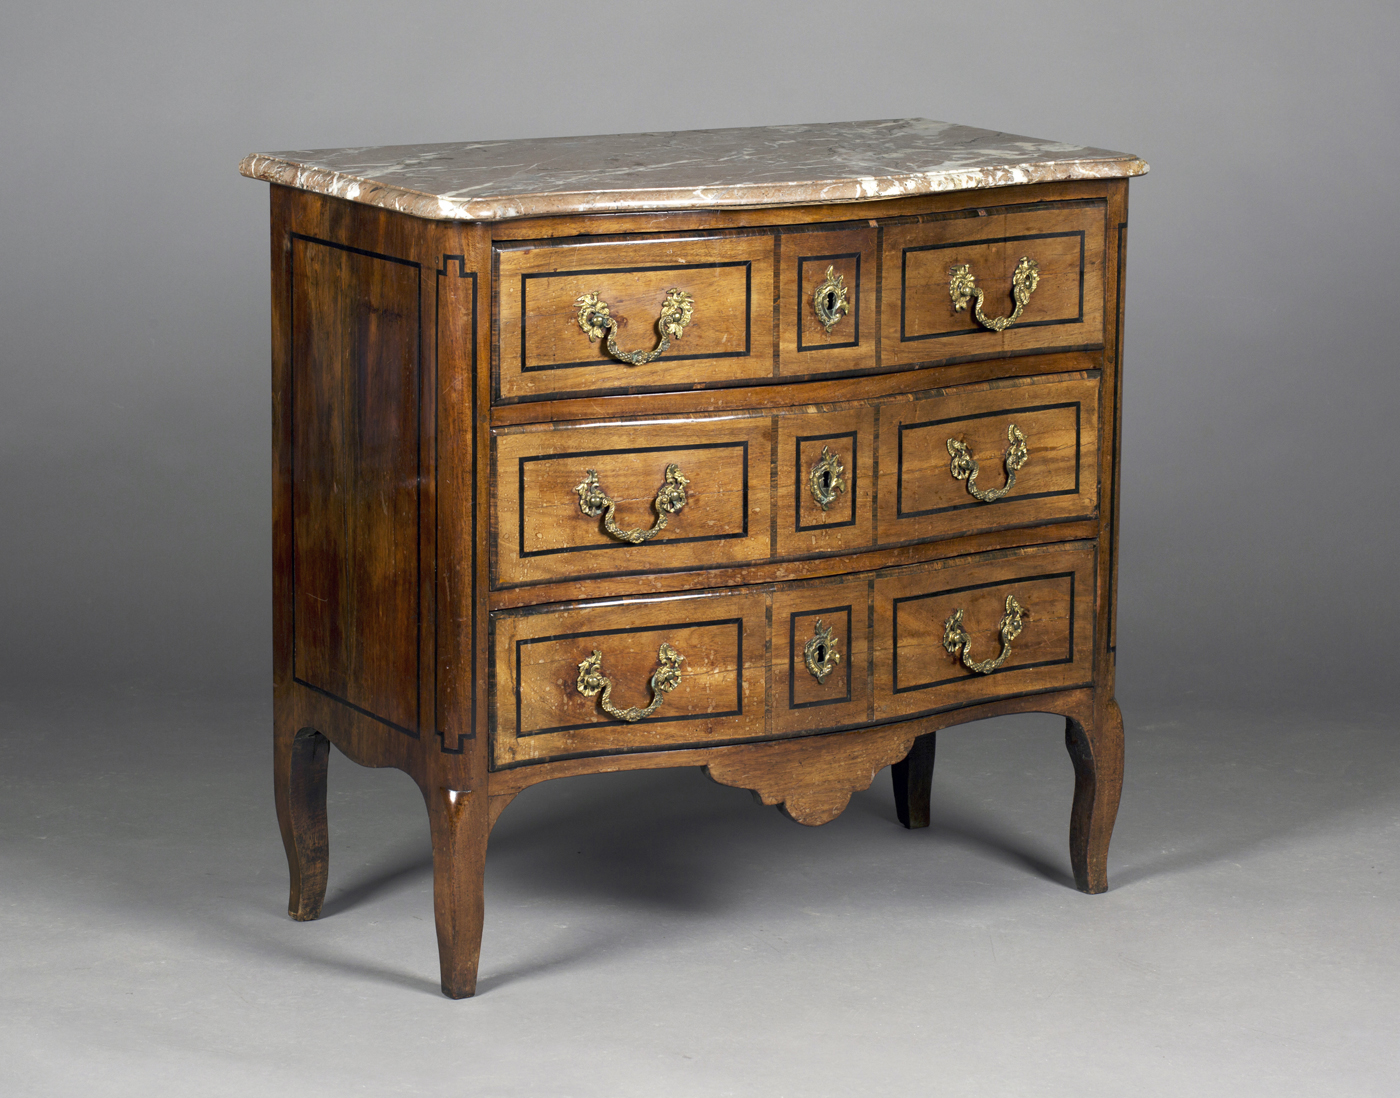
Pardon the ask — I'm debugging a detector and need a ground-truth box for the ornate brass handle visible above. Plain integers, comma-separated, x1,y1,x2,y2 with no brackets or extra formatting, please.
804,619,841,683
577,643,685,723
576,288,695,365
946,423,1028,503
812,266,849,333
949,256,1040,332
943,594,1027,675
574,463,689,544
809,445,847,510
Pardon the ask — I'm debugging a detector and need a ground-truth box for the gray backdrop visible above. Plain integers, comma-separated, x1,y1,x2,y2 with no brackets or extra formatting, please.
2,0,1397,717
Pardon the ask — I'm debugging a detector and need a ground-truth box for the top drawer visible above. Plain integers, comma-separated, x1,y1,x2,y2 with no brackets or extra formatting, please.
880,198,1106,369
495,233,775,403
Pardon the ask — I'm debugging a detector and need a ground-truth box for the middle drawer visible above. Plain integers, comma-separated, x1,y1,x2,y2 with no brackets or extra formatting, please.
492,372,1101,588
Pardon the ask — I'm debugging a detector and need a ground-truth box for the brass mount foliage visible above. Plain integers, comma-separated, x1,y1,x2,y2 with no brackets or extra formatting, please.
811,265,850,334
576,288,695,365
808,445,848,510
803,618,842,684
577,643,685,723
943,594,1028,675
949,256,1040,332
946,422,1028,503
575,463,689,543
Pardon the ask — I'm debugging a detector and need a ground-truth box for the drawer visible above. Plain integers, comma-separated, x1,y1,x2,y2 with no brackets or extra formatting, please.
494,232,775,403
492,588,770,768
881,199,1106,369
490,542,1095,768
492,414,773,588
493,373,1099,588
776,224,879,377
876,372,1100,545
872,542,1095,722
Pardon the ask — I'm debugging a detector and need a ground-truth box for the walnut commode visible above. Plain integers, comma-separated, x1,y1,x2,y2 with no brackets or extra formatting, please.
240,119,1147,998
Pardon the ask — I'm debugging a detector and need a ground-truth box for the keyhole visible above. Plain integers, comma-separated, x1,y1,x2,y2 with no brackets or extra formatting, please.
814,643,826,663
825,290,837,312
819,470,831,494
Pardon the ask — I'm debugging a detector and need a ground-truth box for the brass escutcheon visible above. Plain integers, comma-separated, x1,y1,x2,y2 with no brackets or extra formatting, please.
949,256,1040,332
575,463,689,544
811,265,850,334
803,618,842,684
576,643,685,723
575,288,695,365
809,445,848,511
943,594,1028,675
946,423,1028,503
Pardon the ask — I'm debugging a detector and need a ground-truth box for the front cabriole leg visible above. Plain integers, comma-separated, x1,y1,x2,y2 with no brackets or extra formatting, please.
1064,697,1125,893
422,784,490,999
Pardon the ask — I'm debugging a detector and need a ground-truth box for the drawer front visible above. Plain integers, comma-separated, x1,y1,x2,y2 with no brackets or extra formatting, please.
491,542,1095,768
492,589,770,768
872,542,1095,721
495,233,775,402
777,225,879,377
881,199,1106,369
877,373,1100,545
493,415,773,588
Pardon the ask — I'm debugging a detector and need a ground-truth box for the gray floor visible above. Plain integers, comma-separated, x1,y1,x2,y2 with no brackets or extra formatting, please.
2,689,1396,1097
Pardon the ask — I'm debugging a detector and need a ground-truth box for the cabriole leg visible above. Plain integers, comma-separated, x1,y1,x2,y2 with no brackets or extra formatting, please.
891,732,937,829
423,785,489,999
273,723,330,921
1064,698,1125,894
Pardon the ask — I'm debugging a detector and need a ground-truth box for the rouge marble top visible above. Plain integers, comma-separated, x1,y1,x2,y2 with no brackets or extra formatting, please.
239,118,1147,223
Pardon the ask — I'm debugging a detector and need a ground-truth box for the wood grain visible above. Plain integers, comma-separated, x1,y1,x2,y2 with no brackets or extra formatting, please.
289,233,421,731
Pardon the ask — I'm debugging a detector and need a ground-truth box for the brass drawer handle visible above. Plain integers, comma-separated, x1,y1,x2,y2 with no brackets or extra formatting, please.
949,256,1040,332
804,619,842,684
575,463,690,544
812,265,850,333
577,643,685,723
946,423,1028,503
943,594,1027,675
576,288,695,365
809,445,847,510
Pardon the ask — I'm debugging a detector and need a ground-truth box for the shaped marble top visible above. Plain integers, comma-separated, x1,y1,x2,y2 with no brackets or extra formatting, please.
239,118,1147,223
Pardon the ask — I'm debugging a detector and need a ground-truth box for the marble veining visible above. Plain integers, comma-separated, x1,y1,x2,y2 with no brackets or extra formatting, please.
239,118,1147,222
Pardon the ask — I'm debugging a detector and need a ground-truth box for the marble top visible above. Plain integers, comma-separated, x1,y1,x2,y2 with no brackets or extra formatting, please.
239,118,1147,223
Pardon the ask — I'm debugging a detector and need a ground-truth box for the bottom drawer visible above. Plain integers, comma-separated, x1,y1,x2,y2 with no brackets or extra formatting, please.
490,541,1096,768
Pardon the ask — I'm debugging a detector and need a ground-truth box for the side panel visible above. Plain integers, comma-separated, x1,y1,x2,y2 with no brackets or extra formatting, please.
289,234,422,732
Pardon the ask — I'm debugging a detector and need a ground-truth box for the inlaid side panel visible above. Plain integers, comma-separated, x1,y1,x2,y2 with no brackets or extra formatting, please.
290,235,421,732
